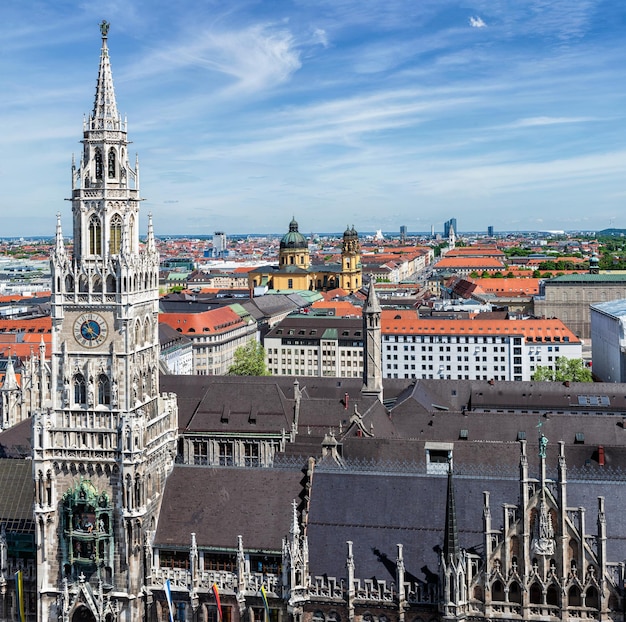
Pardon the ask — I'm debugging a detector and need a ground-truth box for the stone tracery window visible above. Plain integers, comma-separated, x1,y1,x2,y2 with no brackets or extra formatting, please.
98,374,111,405
109,214,122,254
108,148,116,178
95,149,103,180
89,215,102,255
74,373,86,404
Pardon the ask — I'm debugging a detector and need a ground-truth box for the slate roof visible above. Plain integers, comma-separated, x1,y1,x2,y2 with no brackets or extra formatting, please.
306,468,626,582
0,418,32,458
0,459,35,532
155,465,304,551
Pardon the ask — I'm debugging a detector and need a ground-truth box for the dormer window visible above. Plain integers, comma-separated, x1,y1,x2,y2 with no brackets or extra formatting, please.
425,442,453,474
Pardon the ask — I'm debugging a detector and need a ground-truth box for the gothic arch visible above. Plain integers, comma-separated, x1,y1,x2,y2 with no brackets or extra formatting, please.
144,316,152,343
509,580,522,604
109,214,122,254
586,586,599,609
568,585,582,607
492,580,505,602
94,148,103,180
108,148,116,178
88,215,102,255
546,584,559,606
106,274,116,293
74,374,86,404
529,582,542,604
97,374,111,405
92,276,102,293
79,274,89,293
71,605,96,622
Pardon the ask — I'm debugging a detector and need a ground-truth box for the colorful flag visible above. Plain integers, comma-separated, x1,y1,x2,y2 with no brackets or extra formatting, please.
212,583,223,622
15,570,25,622
164,578,175,622
260,585,271,621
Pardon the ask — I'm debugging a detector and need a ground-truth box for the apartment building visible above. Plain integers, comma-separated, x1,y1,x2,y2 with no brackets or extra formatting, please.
265,315,364,377
159,305,257,374
382,311,581,381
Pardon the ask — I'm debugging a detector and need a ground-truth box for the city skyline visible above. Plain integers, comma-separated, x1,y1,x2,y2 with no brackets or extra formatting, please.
3,0,626,237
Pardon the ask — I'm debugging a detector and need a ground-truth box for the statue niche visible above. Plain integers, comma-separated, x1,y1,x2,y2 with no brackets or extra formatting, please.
62,480,114,583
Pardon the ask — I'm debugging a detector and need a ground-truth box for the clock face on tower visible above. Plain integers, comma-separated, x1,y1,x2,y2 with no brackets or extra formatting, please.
73,313,109,348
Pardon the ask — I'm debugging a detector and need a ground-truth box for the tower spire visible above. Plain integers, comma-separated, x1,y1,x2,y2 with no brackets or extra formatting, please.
362,278,383,399
54,213,65,257
91,20,120,131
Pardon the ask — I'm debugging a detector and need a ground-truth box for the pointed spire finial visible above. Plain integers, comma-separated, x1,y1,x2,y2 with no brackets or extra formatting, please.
365,276,381,313
2,355,19,391
92,21,119,130
146,213,156,253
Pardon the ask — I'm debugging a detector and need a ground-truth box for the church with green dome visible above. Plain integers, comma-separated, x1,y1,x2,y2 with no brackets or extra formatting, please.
248,218,362,294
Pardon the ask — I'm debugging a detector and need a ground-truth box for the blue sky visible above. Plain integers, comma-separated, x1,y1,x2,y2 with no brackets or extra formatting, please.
2,0,626,237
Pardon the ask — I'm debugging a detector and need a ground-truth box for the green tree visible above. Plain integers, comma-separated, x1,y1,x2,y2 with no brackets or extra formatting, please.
228,341,270,376
532,357,592,382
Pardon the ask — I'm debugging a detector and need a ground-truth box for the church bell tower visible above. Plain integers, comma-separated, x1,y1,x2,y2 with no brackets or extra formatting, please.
32,22,178,622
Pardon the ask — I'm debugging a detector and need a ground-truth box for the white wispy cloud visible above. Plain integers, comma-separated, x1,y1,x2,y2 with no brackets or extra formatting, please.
469,16,487,28
122,22,301,96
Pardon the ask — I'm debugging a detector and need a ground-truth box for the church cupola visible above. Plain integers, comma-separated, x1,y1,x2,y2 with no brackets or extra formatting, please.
279,217,310,268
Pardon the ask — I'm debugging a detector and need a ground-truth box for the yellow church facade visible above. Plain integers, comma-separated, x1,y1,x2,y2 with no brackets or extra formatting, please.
248,219,362,294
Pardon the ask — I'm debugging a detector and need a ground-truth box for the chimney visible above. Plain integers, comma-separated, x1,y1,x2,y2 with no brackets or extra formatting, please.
344,392,349,410
598,445,605,467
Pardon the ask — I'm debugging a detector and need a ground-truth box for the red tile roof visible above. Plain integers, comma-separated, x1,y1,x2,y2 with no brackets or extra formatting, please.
381,310,579,341
159,306,246,335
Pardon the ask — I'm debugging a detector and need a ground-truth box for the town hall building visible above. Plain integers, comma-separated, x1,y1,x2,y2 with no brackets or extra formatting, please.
2,22,626,622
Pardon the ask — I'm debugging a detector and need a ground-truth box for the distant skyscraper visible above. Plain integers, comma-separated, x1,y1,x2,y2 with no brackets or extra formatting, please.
400,225,407,243
431,225,435,238
444,218,457,238
213,231,227,256
488,225,494,237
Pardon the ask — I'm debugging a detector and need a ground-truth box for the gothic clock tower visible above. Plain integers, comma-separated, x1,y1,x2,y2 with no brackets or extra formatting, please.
32,22,178,622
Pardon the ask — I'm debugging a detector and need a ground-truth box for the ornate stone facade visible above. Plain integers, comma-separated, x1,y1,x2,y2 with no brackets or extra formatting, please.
30,22,178,622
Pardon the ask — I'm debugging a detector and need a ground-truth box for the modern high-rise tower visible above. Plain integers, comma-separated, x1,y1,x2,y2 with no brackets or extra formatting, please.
32,22,178,622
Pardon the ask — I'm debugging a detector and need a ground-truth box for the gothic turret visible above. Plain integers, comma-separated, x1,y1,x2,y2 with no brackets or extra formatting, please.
362,279,382,400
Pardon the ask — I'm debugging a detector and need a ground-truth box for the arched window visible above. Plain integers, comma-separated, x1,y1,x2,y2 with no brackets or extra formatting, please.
109,214,122,254
546,584,559,606
509,581,522,604
108,148,116,178
74,374,86,404
492,580,505,602
98,374,111,405
568,585,581,607
89,215,102,255
586,586,599,610
106,274,116,293
95,149,103,180
529,582,542,604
